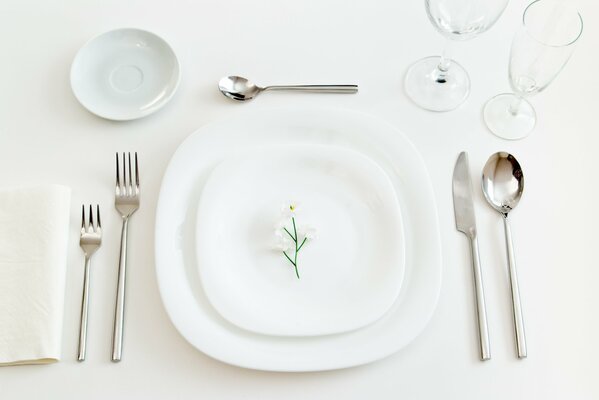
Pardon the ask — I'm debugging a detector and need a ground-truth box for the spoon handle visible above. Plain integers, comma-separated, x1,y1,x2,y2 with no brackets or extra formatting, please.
469,235,491,361
503,215,527,359
263,85,358,93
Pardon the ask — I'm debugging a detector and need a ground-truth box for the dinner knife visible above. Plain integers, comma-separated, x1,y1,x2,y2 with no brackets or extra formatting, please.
452,151,491,361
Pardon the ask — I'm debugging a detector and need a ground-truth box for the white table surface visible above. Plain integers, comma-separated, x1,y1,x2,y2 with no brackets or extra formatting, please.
1,0,598,398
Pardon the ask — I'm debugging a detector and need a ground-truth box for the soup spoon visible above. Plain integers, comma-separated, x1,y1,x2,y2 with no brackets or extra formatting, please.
482,152,527,359
218,76,358,102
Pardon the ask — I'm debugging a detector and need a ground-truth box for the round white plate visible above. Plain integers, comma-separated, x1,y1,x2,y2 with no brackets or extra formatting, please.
155,107,442,372
70,28,180,121
196,144,405,337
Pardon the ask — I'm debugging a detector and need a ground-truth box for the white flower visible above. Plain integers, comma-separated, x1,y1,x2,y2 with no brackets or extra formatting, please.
273,203,316,250
280,202,300,218
298,225,317,240
272,202,316,279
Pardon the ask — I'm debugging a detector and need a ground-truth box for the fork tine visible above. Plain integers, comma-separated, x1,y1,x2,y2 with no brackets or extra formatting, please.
120,152,125,195
122,152,126,190
135,152,139,188
97,205,101,229
89,204,94,231
116,153,120,190
128,152,133,193
81,205,85,231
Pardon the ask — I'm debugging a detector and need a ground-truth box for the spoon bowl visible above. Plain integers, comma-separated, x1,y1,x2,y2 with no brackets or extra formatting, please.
482,152,524,215
219,76,262,101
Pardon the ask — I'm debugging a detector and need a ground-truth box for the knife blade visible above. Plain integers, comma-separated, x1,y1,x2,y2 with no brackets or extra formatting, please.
453,152,477,236
452,151,491,361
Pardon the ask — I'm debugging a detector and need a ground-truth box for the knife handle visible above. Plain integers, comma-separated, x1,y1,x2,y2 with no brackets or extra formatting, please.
469,235,491,361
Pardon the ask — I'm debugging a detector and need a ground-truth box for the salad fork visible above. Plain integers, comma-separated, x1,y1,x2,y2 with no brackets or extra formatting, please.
78,205,102,362
112,152,139,362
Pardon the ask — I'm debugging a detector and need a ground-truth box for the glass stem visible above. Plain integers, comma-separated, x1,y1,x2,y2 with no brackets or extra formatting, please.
509,95,523,116
434,42,452,83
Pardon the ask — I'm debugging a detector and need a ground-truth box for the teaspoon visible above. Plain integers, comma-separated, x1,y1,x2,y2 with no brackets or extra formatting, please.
218,76,358,102
482,152,527,359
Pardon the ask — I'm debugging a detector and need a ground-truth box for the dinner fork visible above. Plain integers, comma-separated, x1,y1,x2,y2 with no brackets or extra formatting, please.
112,152,139,362
78,205,102,362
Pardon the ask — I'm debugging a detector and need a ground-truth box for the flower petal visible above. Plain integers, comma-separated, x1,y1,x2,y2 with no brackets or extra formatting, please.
298,224,317,240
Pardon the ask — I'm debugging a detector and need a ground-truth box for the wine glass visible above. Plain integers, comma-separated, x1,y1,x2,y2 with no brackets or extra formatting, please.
405,0,509,112
483,0,583,140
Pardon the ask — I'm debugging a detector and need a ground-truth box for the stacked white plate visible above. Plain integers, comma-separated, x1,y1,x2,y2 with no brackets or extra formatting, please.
155,107,442,371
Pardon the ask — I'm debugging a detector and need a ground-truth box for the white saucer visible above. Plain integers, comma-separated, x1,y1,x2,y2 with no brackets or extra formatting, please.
70,28,180,121
196,144,405,337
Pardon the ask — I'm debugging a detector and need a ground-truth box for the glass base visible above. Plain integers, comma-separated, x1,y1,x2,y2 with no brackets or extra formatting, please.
483,93,536,140
404,56,470,112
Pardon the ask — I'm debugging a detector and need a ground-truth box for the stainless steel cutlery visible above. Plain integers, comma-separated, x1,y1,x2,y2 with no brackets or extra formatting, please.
76,153,139,362
112,152,140,362
78,205,102,362
453,150,527,361
482,152,527,359
452,151,491,361
218,75,358,102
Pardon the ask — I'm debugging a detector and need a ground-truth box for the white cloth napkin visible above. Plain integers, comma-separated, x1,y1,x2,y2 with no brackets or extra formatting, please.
0,185,71,365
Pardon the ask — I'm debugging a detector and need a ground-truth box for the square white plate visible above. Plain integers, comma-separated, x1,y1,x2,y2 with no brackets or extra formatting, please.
196,144,405,336
155,107,442,371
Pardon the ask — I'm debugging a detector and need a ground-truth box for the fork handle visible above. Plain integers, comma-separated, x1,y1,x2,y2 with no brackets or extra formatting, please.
77,255,91,361
112,217,129,362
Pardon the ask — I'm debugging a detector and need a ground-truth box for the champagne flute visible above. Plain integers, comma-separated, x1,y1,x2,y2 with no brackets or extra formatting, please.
483,0,583,140
405,0,509,112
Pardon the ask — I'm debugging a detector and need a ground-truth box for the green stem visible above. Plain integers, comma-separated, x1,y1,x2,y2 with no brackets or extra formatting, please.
283,227,296,241
297,237,307,251
293,218,301,279
292,217,297,241
283,251,295,266
282,216,307,279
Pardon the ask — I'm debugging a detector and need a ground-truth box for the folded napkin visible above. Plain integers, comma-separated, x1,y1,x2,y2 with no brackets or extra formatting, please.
0,185,70,365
